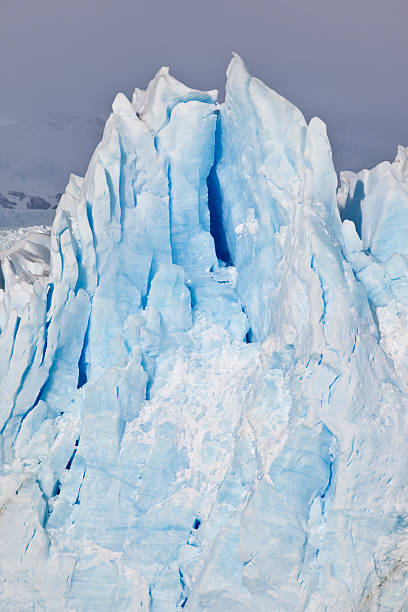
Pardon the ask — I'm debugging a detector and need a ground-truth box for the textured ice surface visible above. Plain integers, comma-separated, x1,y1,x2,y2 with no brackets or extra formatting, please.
1,57,408,611
340,146,408,376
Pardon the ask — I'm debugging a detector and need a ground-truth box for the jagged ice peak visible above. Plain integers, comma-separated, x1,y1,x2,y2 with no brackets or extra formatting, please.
0,55,408,611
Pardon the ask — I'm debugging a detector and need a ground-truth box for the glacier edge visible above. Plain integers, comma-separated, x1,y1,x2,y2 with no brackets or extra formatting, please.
0,55,408,611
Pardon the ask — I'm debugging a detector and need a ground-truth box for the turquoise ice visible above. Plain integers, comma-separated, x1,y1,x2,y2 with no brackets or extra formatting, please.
0,56,408,611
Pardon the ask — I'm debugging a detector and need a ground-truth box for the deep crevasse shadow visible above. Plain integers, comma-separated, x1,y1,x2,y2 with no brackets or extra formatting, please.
340,178,364,237
207,116,233,266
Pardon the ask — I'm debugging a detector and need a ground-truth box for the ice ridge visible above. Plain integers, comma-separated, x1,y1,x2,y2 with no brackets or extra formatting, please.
0,56,408,611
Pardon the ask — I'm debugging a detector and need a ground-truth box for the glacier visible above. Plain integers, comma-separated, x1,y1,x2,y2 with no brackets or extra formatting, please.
1,54,408,611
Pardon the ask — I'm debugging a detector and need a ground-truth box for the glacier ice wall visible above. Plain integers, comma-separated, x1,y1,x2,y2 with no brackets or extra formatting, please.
1,56,408,611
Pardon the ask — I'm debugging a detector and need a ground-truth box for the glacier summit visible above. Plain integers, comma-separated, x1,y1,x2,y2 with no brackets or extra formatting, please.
1,55,408,611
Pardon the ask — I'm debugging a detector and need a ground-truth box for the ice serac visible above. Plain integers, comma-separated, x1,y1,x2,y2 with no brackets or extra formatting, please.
189,54,408,611
340,145,408,375
0,66,249,611
1,57,408,612
214,54,343,344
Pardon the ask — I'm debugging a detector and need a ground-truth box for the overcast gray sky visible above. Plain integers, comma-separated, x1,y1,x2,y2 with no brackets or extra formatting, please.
0,0,407,171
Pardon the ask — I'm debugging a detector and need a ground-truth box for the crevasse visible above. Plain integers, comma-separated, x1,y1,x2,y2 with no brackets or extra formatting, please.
0,55,408,611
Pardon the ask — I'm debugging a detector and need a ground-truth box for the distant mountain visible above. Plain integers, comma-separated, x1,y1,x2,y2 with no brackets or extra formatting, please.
0,115,104,227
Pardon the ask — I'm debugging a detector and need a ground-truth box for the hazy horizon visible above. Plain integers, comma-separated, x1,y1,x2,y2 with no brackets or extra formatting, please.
1,0,407,172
